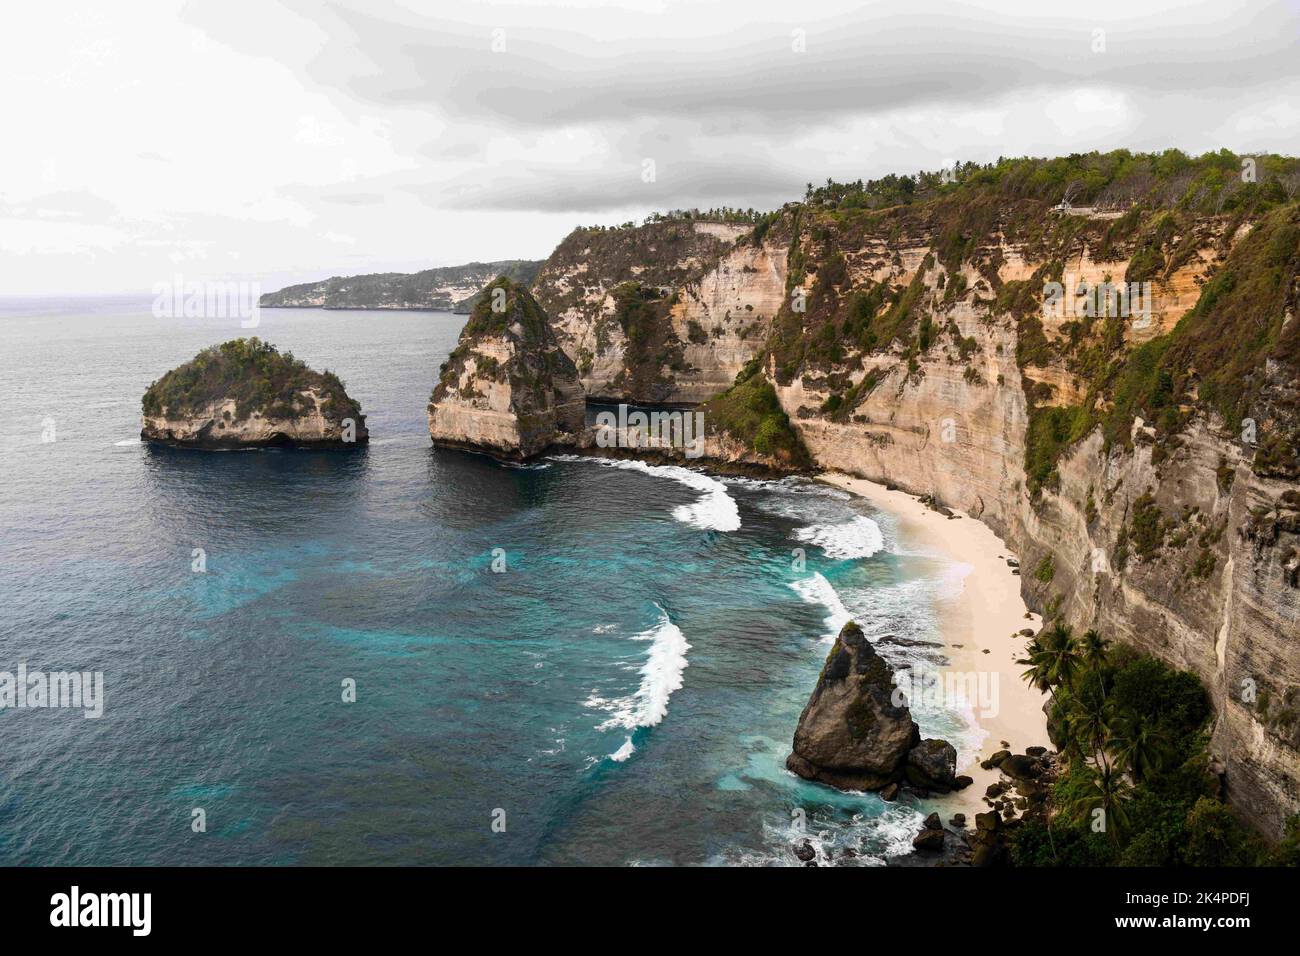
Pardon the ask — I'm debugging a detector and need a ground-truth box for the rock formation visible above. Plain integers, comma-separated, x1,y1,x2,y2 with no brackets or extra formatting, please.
786,620,956,792
762,197,1300,836
428,277,585,458
141,338,367,448
520,154,1300,836
532,219,787,402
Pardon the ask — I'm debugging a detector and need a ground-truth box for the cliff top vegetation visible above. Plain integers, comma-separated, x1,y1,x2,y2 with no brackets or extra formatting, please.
142,338,362,425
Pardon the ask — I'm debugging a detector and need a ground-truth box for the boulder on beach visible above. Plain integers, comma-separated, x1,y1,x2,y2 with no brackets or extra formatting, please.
998,754,1041,780
905,738,958,792
912,828,945,852
786,621,920,790
786,620,958,794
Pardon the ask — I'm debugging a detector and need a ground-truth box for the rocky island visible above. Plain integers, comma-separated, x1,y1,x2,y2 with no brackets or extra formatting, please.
428,277,584,458
141,337,368,448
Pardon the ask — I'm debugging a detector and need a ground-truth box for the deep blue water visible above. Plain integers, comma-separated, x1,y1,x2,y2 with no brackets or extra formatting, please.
0,298,974,865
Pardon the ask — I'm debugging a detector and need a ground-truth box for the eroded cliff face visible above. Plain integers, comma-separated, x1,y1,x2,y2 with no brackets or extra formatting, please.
428,278,584,458
530,195,1299,833
440,188,1299,832
142,389,366,447
755,202,1300,836
531,220,786,402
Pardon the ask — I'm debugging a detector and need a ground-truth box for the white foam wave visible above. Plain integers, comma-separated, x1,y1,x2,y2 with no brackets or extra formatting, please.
865,804,929,860
114,437,141,446
934,560,973,600
610,737,637,762
794,515,884,559
586,607,692,761
550,455,740,532
708,803,925,867
789,573,851,642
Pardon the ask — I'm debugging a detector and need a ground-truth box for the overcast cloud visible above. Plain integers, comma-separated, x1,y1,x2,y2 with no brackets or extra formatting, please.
2,0,1298,293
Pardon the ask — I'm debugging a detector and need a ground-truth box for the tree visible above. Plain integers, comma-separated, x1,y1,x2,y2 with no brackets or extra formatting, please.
1108,711,1171,782
1267,814,1300,866
1017,622,1081,692
1183,797,1256,866
1064,762,1132,845
1078,629,1108,671
1067,673,1116,762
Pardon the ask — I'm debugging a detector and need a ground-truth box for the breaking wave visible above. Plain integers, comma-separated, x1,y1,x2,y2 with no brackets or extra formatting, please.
788,572,851,642
585,605,692,762
551,455,740,532
794,515,884,559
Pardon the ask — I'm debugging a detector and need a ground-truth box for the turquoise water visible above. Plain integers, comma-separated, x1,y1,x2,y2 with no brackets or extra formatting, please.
0,299,974,865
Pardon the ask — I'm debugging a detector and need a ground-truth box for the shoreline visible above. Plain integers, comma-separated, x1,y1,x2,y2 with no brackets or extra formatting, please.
817,472,1051,818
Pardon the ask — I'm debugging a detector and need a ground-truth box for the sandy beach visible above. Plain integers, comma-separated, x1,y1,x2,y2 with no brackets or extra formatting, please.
818,472,1051,815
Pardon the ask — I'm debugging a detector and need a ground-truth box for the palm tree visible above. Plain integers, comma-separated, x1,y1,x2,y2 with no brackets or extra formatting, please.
1017,622,1081,692
1017,636,1055,692
1065,762,1133,844
1067,674,1116,762
1078,629,1109,671
1108,712,1171,782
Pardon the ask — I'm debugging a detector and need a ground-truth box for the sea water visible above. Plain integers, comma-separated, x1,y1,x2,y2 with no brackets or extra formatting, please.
0,298,977,865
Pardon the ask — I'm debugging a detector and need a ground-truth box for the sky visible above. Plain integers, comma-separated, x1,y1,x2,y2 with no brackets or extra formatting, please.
2,0,1298,294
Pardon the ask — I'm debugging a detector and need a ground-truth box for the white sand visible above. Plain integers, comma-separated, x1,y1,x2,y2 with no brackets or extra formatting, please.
818,472,1050,816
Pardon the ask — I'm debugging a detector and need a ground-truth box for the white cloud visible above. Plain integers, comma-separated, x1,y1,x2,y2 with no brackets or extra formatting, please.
0,0,1296,293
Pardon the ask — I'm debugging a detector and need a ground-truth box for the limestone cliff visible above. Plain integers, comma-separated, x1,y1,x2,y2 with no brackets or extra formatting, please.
531,219,788,402
755,168,1298,836
141,338,367,448
428,277,584,458
521,153,1300,835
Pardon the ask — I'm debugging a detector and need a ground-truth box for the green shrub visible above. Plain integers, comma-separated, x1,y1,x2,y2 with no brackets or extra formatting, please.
1183,798,1263,866
703,366,810,466
142,337,362,425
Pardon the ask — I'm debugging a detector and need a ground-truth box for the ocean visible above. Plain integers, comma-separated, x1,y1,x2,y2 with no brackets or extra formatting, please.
0,298,979,865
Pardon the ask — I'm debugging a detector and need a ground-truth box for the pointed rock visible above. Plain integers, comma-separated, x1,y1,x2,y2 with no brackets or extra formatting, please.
786,621,922,791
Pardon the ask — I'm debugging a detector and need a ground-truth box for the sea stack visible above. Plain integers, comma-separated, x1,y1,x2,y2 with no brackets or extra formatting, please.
141,337,368,448
428,276,584,459
787,620,957,793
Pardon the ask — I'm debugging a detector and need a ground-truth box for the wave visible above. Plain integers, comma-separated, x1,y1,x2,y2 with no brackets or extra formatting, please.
586,605,691,762
794,515,884,559
788,573,851,642
707,803,923,867
609,737,637,762
550,455,740,532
